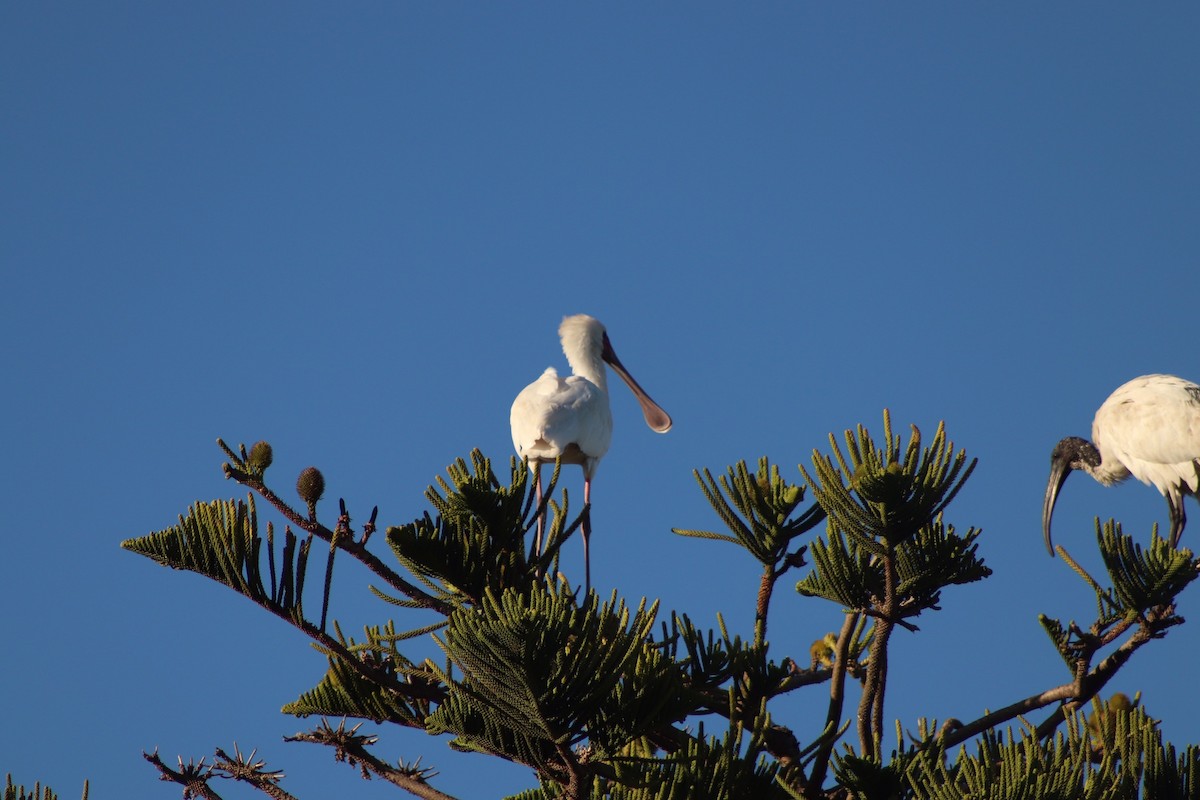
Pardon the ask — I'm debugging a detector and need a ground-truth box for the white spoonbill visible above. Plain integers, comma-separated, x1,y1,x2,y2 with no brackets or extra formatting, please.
1043,374,1200,556
511,314,672,591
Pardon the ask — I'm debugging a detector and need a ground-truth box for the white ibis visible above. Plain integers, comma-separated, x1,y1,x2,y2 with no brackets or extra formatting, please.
510,314,672,591
1043,374,1200,555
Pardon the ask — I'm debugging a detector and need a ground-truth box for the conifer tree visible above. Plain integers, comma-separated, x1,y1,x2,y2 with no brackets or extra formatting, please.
112,413,1200,799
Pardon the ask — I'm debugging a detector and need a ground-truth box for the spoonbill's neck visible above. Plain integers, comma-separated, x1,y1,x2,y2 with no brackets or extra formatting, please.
566,347,608,390
559,315,610,390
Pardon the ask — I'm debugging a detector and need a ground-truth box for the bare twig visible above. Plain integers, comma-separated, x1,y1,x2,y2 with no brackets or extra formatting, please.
287,721,461,800
142,751,223,800
212,745,297,800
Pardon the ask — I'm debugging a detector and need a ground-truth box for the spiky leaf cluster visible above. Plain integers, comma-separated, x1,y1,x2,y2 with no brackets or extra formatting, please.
901,706,1199,800
1098,523,1197,613
672,458,824,568
792,414,987,618
505,725,791,800
801,412,975,549
120,477,450,733
1038,614,1074,671
120,497,286,610
831,752,910,800
797,531,878,610
666,613,802,716
660,613,752,701
797,510,988,618
892,518,990,602
283,622,437,726
1040,522,1198,670
609,725,790,800
427,586,686,781
632,732,787,800
2,776,81,800
386,452,569,604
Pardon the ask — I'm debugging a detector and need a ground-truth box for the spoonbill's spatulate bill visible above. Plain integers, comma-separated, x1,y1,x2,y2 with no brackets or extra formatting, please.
1042,374,1200,556
510,314,672,591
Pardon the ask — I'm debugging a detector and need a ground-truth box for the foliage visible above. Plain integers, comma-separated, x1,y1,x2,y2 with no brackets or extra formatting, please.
2,777,87,800
116,416,1200,800
901,703,1199,800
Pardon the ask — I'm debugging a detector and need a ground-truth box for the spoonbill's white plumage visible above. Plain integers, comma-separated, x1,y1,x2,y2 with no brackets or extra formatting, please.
1043,374,1200,555
511,314,672,591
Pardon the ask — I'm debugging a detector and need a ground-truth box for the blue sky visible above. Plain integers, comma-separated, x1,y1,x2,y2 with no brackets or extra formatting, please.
3,5,1198,798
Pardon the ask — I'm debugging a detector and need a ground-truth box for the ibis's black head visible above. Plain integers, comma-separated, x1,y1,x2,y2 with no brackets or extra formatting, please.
1042,436,1101,556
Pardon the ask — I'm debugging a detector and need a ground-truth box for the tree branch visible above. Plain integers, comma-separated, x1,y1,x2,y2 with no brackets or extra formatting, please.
808,612,860,792
287,721,460,800
754,563,776,647
859,546,898,760
932,603,1182,750
212,746,297,800
1034,606,1179,740
223,465,447,614
142,751,224,800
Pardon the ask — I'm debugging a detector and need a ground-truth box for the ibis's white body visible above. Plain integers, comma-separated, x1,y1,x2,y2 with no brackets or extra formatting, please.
1090,374,1200,495
1043,374,1200,554
510,314,672,591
